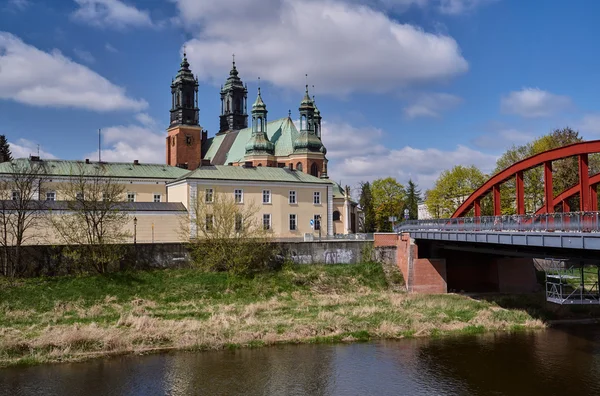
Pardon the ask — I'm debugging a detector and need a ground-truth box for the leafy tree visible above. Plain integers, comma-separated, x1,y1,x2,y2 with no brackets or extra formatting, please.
0,136,12,163
494,127,590,213
48,164,131,274
403,179,421,220
358,181,376,232
371,177,405,231
425,165,487,218
184,189,274,275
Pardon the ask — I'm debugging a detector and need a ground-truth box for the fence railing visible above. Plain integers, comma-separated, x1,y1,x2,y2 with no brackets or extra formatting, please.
397,212,600,233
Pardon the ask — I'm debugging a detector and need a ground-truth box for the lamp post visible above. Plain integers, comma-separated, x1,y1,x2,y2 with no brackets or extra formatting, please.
133,216,137,245
316,214,322,242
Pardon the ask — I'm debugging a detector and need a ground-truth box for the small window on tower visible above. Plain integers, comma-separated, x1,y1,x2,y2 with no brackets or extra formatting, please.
172,137,175,146
186,136,192,145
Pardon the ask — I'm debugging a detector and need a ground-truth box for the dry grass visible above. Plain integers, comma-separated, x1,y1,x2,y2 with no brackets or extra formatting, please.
0,265,545,367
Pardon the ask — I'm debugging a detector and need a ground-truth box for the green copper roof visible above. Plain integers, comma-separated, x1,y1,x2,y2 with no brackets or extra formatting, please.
203,117,299,164
252,88,266,111
0,158,189,179
174,165,332,184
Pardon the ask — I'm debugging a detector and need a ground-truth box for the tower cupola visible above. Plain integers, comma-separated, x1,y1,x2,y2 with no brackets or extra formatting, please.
219,56,248,133
245,85,274,156
169,51,199,127
294,84,323,153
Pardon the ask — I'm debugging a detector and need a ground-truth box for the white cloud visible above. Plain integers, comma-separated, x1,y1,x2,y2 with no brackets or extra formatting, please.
134,113,158,128
501,87,571,118
87,123,164,163
73,48,95,64
403,92,462,119
320,120,496,190
7,0,30,11
0,32,147,111
9,138,57,159
105,43,118,53
72,0,154,29
176,0,468,95
472,128,535,150
436,0,495,15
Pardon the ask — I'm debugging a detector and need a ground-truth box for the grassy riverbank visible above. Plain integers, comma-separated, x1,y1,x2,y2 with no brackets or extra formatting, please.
0,263,543,367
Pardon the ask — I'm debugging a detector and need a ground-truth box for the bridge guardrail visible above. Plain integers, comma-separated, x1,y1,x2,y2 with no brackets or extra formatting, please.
397,212,600,233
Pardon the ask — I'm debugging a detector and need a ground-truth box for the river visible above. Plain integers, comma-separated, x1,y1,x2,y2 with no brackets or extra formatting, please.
2,325,600,396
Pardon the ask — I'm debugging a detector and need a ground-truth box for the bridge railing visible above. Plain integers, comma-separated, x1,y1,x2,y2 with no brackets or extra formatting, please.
397,212,600,233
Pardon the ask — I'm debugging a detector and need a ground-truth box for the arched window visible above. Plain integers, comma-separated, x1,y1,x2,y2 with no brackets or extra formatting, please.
257,164,262,166
258,117,262,132
310,163,318,177
333,211,341,221
296,162,303,172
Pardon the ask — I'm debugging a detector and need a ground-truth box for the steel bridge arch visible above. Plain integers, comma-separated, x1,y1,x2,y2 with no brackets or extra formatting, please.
451,140,600,218
533,173,600,214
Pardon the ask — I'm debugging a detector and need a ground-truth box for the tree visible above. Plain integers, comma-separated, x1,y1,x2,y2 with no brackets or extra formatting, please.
0,136,12,163
403,179,421,220
358,181,376,233
494,127,588,213
185,189,274,275
48,164,131,274
0,159,49,277
371,177,405,231
425,165,487,218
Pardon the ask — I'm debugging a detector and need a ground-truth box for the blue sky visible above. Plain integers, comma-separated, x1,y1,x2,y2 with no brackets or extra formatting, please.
2,0,600,191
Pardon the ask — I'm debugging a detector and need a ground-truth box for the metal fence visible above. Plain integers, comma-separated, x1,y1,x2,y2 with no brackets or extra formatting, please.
398,212,600,233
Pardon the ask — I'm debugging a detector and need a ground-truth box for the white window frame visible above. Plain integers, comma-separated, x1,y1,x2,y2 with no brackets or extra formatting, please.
205,188,214,203
263,213,271,230
127,192,136,203
289,190,297,204
313,191,321,205
313,214,322,231
262,189,271,204
153,193,162,203
46,191,56,201
235,189,244,204
289,214,297,231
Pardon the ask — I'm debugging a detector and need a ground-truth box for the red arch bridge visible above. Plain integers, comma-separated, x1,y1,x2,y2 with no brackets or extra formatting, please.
385,140,600,305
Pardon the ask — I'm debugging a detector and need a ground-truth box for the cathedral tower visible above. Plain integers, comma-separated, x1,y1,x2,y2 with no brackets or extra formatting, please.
245,85,275,166
219,58,248,133
292,85,327,177
166,51,204,170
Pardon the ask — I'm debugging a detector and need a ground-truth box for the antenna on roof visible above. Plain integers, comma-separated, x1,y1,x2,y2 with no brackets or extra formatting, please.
37,144,40,157
98,128,101,163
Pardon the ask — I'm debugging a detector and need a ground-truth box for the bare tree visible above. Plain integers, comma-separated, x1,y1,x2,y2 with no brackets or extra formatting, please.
0,159,49,277
48,163,131,273
183,189,274,275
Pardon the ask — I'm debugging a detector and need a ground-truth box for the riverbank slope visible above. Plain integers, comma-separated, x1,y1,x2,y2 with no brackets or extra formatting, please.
0,263,543,367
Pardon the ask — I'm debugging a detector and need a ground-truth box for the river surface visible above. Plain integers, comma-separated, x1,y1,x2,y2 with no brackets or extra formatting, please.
2,325,600,396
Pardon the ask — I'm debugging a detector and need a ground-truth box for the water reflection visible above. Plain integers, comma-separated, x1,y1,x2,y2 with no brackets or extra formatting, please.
2,326,600,396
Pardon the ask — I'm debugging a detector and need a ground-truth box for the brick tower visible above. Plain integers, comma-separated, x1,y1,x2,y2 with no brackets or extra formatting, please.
166,51,204,170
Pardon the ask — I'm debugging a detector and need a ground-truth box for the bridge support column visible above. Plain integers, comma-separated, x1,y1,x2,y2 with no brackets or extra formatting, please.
591,185,598,211
579,153,590,211
493,184,501,216
474,198,481,217
495,258,538,293
544,161,554,214
516,171,525,215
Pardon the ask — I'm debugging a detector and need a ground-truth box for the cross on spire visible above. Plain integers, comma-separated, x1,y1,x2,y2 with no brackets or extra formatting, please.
232,53,236,65
183,45,187,58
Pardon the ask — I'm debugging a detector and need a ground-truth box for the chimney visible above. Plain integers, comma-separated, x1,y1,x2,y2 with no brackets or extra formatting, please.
201,159,212,166
202,130,208,142
133,160,139,165
29,155,40,161
85,158,90,164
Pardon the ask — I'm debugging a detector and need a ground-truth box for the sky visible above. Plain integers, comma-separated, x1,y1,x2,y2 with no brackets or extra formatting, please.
2,0,600,192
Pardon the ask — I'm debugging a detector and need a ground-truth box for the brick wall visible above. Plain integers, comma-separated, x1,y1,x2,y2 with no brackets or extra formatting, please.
412,258,447,294
374,233,398,247
495,258,538,293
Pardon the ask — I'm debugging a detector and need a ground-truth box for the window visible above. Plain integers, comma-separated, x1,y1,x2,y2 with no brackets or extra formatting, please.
205,188,214,203
76,192,84,200
11,191,20,201
102,193,109,202
153,194,161,203
262,190,271,204
263,214,271,230
333,210,341,221
289,190,296,204
46,192,56,201
296,162,303,172
289,214,297,231
127,192,135,202
311,163,319,177
206,214,214,231
186,135,192,145
235,213,243,232
313,191,321,205
313,214,322,231
235,189,243,204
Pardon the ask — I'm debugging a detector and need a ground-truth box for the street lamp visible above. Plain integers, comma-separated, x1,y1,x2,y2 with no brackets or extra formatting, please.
133,216,137,245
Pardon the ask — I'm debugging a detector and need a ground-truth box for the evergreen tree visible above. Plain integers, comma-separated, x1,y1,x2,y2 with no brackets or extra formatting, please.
358,181,376,233
404,179,421,220
0,136,12,163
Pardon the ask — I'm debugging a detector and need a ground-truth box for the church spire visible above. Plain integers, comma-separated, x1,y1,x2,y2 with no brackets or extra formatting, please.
294,80,323,154
245,81,274,156
169,49,199,127
219,54,248,133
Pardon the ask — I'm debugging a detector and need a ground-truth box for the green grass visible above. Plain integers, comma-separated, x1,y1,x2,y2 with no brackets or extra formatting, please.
0,263,545,368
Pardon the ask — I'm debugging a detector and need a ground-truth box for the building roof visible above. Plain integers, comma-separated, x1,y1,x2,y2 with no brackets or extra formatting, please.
173,164,332,184
0,158,189,180
203,117,299,164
